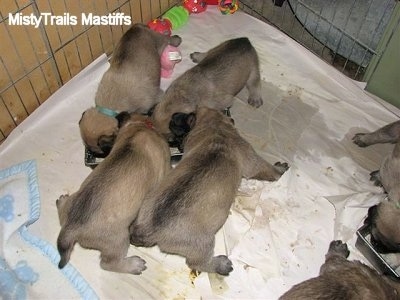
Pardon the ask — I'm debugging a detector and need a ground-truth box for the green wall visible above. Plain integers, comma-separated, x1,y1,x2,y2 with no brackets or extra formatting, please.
365,4,400,108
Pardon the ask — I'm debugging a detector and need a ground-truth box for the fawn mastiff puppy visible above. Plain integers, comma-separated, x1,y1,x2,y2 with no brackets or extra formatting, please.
57,112,170,274
279,240,400,299
152,37,263,138
353,121,400,253
80,23,182,157
365,141,400,253
130,107,288,275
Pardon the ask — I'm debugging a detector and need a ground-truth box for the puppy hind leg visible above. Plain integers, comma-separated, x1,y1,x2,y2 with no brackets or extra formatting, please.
326,240,350,259
249,167,283,181
100,235,146,275
56,194,70,226
208,93,236,111
189,255,233,276
56,194,69,212
243,152,289,181
183,238,233,276
319,240,350,275
246,68,263,108
129,224,156,248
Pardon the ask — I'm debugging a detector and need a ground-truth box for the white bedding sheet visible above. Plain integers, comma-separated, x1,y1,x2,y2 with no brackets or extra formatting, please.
1,7,400,299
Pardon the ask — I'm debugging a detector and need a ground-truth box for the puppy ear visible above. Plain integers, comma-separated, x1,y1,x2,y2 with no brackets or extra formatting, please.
186,113,197,129
78,111,86,125
115,111,131,128
364,204,378,226
146,104,156,117
97,135,116,157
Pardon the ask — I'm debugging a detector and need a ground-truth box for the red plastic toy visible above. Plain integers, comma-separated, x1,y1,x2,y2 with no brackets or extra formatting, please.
147,18,172,36
183,0,207,14
160,45,182,78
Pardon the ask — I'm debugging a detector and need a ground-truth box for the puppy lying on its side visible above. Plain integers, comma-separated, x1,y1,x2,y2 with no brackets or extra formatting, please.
279,240,400,300
80,23,182,157
130,107,288,275
57,112,170,274
353,121,400,253
152,37,263,138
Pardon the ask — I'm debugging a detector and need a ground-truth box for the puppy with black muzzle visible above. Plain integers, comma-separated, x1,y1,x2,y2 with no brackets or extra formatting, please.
279,240,400,299
129,107,288,275
152,37,263,139
56,112,170,274
353,121,400,253
79,23,182,157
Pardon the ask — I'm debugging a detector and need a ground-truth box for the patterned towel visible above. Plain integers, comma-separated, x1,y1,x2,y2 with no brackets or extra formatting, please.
0,160,97,300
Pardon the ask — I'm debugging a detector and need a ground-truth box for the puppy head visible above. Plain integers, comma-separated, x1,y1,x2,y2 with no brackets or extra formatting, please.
169,108,235,135
79,107,119,157
169,112,196,137
168,108,235,151
366,201,400,253
169,112,196,151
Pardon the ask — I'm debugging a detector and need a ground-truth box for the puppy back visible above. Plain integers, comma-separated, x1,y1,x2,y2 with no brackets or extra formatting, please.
111,24,165,69
197,37,256,68
111,24,147,67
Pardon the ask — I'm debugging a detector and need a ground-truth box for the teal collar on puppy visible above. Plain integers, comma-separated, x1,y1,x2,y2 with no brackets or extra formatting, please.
96,105,119,118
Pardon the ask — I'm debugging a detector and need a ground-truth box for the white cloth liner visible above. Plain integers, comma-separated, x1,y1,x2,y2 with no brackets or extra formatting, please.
1,8,399,299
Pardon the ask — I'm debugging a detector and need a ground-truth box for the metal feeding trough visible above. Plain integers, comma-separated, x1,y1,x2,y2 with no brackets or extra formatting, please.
356,223,400,280
84,108,232,168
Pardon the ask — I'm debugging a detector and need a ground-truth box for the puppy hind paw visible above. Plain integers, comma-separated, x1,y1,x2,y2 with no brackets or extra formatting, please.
214,255,233,276
352,133,369,147
56,194,69,207
328,240,349,258
274,162,289,174
247,97,263,108
169,35,182,47
190,52,202,63
369,170,382,186
127,256,147,275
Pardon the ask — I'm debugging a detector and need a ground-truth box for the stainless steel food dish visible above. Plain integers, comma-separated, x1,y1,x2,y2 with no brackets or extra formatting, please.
356,223,400,280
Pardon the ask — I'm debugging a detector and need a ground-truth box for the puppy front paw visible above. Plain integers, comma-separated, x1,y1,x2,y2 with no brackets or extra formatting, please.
352,133,369,147
127,256,147,275
328,240,349,258
248,97,263,108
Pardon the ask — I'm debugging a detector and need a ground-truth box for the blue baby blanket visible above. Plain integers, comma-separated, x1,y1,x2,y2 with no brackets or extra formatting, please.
0,161,97,299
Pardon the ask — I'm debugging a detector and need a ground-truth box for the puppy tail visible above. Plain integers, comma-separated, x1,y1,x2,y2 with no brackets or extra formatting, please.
57,227,76,269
